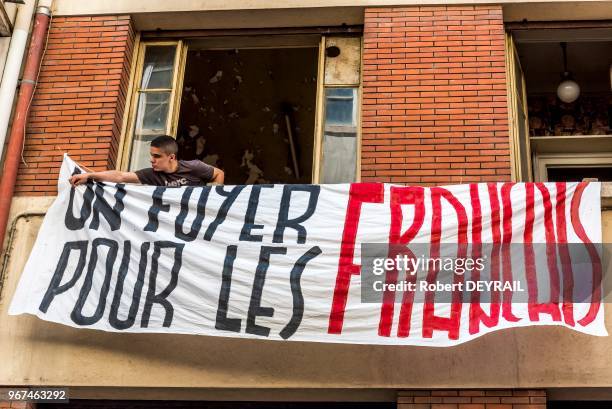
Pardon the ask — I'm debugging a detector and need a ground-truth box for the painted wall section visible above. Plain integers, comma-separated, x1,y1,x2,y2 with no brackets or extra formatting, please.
361,5,511,184
15,15,135,195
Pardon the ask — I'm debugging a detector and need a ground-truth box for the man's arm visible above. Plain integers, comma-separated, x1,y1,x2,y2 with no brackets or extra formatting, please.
210,167,224,184
69,170,140,187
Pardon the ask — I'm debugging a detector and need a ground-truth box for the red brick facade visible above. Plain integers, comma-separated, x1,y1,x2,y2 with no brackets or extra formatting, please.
15,6,512,194
398,389,547,409
15,15,135,195
361,5,512,184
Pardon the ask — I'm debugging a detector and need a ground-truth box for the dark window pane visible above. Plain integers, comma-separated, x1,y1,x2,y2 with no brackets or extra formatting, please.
547,166,612,182
325,88,357,126
322,87,358,183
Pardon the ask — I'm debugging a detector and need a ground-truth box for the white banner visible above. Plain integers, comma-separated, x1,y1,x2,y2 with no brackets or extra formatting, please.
9,155,606,346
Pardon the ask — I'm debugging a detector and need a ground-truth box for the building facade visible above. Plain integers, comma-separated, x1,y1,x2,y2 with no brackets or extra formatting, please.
1,0,612,408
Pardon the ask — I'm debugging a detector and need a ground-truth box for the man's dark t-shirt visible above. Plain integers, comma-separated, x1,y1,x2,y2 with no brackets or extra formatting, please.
135,160,214,187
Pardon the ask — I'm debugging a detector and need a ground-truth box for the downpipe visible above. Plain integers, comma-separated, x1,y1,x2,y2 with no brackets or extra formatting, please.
0,0,38,159
0,2,20,80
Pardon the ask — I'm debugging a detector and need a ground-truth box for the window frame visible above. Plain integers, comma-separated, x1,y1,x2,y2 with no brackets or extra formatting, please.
118,40,188,171
313,35,363,184
505,32,533,182
118,33,363,182
534,153,612,182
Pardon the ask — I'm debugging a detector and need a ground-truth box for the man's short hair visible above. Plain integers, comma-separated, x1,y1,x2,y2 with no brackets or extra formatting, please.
150,135,178,156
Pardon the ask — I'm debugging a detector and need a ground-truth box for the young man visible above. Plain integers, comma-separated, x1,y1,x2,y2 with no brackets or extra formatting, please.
69,135,224,187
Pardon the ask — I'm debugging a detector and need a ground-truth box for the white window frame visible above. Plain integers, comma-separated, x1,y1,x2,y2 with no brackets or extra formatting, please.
534,153,612,182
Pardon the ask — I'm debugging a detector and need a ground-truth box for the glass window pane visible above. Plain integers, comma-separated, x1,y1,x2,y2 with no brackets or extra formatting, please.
547,166,612,182
129,134,158,171
135,92,170,133
129,92,171,171
321,132,357,184
325,88,357,126
321,87,358,183
141,46,176,89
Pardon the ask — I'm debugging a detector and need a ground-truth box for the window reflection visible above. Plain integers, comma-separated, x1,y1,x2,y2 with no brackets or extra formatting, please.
129,45,178,171
325,88,357,126
135,92,170,133
321,87,358,184
141,46,176,89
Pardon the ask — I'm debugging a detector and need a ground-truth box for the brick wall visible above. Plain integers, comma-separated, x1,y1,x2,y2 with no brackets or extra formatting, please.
398,389,547,409
361,5,511,185
15,15,135,195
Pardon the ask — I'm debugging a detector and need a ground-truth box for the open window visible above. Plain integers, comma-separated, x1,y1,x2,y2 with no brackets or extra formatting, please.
124,41,187,171
506,33,532,182
120,32,362,185
317,37,362,184
507,25,612,182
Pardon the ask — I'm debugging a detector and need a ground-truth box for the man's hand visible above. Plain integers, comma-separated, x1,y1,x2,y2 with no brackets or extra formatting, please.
211,167,225,184
69,173,90,187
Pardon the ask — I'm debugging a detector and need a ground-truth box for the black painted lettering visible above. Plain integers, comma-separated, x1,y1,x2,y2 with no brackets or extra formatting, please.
71,238,118,325
239,185,274,242
89,183,127,231
204,186,246,241
273,185,320,244
39,241,89,313
65,169,95,230
246,246,286,337
175,187,211,241
215,245,242,333
141,241,184,328
279,246,322,339
109,241,150,330
144,187,170,232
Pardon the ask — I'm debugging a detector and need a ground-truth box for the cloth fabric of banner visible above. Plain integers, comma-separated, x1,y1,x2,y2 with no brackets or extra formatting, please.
9,155,606,346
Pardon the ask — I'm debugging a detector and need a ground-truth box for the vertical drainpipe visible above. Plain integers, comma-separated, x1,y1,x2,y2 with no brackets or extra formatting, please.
0,1,52,253
0,0,37,159
0,2,20,80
